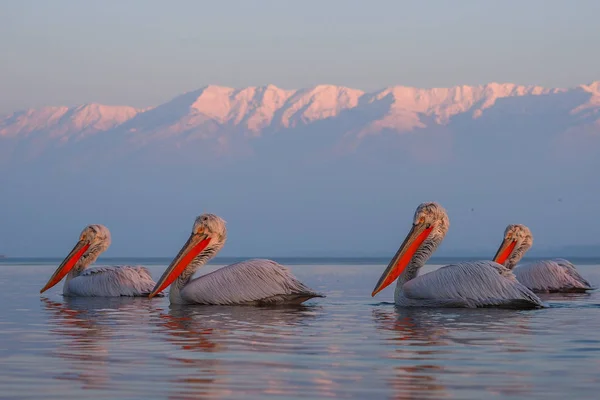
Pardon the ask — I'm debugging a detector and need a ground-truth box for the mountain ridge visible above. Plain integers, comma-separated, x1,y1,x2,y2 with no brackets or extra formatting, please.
2,81,599,142
1,81,600,256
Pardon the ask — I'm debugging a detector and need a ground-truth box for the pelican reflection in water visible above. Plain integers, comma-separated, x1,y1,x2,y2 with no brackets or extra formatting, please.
158,304,319,352
371,306,536,399
149,214,324,305
371,202,544,308
40,225,157,297
493,224,594,293
41,297,158,390
154,304,321,398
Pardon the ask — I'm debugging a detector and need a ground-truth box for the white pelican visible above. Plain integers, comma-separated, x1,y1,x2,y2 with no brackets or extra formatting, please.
148,214,324,305
493,224,594,293
371,202,544,309
40,224,157,297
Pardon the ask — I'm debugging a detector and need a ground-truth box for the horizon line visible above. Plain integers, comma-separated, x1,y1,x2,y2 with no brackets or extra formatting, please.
3,254,600,261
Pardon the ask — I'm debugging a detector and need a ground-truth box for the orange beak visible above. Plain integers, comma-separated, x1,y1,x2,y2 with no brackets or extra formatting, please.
40,240,90,294
148,233,212,298
372,223,433,297
493,238,517,266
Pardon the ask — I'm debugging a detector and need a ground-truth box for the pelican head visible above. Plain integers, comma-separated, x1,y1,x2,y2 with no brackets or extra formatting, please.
40,224,111,293
493,224,533,270
148,214,227,298
372,202,450,297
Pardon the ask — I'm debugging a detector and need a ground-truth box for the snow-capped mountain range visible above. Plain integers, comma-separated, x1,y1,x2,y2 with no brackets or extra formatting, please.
1,81,599,162
1,82,599,257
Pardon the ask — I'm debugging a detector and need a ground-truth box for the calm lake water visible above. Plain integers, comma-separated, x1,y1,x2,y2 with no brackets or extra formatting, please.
0,257,599,399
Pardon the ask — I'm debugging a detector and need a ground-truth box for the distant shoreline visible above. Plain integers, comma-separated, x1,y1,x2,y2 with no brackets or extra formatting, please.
2,255,600,266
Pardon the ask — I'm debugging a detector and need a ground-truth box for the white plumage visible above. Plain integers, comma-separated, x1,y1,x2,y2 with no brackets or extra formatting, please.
372,203,544,309
398,261,543,308
493,224,594,293
40,224,158,297
150,214,324,305
65,265,156,297
513,259,592,293
179,259,322,305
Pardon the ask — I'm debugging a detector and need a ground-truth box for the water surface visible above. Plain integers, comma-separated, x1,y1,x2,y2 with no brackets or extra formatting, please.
0,259,599,399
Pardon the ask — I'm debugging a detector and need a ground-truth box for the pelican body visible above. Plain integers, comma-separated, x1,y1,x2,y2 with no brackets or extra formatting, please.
40,225,157,297
148,214,324,305
493,224,593,293
372,203,544,309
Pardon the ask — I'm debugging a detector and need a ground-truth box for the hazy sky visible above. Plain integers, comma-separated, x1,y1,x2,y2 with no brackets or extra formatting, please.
1,0,599,114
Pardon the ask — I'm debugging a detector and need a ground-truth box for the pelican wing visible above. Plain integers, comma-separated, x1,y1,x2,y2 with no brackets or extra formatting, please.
180,259,323,305
514,259,593,292
403,261,543,308
67,265,156,297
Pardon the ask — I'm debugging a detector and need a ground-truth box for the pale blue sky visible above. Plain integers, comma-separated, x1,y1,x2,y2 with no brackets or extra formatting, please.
0,0,599,114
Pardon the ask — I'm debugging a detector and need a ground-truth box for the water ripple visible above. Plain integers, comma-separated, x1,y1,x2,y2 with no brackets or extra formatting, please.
0,263,599,399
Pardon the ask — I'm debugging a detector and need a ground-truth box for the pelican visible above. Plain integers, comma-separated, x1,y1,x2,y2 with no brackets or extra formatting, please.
40,224,157,297
371,202,544,308
493,224,593,293
148,214,324,305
